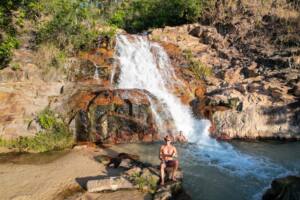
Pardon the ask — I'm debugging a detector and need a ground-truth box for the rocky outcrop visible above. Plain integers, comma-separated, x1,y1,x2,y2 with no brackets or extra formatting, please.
0,43,115,140
150,7,300,140
52,87,159,144
0,81,63,139
263,176,300,200
87,153,189,200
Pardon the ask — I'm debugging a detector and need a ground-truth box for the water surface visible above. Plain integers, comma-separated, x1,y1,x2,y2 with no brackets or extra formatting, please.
110,141,300,200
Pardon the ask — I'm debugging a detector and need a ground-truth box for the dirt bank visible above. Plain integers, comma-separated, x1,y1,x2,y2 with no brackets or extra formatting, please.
0,147,149,200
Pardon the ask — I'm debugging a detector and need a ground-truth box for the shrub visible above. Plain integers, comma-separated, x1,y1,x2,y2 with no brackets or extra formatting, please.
0,36,19,69
129,172,158,193
0,108,74,152
108,0,207,33
10,62,21,71
183,49,213,80
36,0,105,53
0,0,38,68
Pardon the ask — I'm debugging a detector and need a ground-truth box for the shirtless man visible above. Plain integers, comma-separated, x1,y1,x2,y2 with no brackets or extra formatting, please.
175,131,188,143
159,135,179,185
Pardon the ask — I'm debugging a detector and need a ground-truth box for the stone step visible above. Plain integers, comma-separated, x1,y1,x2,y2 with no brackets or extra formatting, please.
87,176,136,193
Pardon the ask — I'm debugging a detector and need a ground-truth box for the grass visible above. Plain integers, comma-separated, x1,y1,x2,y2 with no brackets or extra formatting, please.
129,172,158,193
10,62,21,71
183,49,213,80
0,108,74,153
34,43,66,70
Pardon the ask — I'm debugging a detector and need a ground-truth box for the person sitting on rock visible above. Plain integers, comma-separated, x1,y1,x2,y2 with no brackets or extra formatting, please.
159,135,179,185
175,131,188,143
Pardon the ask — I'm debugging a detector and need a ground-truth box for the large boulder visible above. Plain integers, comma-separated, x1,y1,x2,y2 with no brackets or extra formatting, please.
209,87,300,140
52,87,160,144
263,176,300,200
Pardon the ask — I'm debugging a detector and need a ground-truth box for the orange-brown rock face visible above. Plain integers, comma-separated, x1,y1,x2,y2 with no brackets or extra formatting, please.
67,48,114,87
56,88,159,144
150,21,300,140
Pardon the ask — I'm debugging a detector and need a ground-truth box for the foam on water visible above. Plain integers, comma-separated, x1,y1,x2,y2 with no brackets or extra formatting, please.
114,34,293,199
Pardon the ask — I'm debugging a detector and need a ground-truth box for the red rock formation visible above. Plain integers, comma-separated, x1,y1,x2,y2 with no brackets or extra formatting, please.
55,88,160,144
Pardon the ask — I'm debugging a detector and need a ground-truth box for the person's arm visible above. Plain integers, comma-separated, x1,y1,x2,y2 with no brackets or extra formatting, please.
172,147,178,158
159,146,164,161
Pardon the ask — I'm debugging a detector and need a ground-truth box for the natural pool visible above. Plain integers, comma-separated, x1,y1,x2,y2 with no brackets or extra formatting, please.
110,141,300,200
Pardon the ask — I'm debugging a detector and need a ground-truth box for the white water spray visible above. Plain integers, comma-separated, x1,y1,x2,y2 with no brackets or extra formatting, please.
114,34,210,138
114,34,293,199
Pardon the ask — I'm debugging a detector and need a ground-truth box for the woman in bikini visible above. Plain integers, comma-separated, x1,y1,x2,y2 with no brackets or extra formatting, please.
159,135,179,185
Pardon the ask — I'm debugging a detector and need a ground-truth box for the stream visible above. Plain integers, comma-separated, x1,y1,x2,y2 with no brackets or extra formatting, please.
110,141,300,200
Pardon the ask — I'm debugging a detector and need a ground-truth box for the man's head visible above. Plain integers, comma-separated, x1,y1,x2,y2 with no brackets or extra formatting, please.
164,135,172,144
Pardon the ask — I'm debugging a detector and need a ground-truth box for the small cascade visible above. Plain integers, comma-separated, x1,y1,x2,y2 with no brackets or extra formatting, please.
93,65,100,80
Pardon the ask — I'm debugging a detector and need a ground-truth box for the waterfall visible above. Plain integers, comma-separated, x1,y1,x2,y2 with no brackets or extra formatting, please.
114,34,292,199
93,64,100,80
114,34,210,139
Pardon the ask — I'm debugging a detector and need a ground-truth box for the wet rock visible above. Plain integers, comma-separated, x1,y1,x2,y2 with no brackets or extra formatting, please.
263,176,300,200
69,48,115,85
53,87,160,143
153,181,186,200
154,189,172,200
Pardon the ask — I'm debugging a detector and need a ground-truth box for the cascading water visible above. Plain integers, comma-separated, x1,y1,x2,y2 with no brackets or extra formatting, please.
113,34,294,199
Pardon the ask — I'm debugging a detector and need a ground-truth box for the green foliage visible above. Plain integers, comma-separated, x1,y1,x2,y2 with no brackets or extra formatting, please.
0,0,37,68
37,109,58,130
10,62,21,71
108,0,206,33
183,49,213,80
0,0,36,33
0,36,20,68
36,0,106,52
0,109,74,152
130,172,157,193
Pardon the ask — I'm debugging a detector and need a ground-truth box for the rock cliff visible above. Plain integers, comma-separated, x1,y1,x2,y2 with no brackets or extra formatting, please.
150,1,300,140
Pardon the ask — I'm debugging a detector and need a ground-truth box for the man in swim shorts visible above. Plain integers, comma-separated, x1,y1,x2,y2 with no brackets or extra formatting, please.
175,131,188,143
159,135,179,185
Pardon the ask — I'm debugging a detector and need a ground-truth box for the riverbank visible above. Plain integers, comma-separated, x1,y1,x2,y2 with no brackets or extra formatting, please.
0,147,152,200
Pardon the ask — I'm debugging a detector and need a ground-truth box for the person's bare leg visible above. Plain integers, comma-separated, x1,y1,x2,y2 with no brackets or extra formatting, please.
160,162,166,185
171,160,179,181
